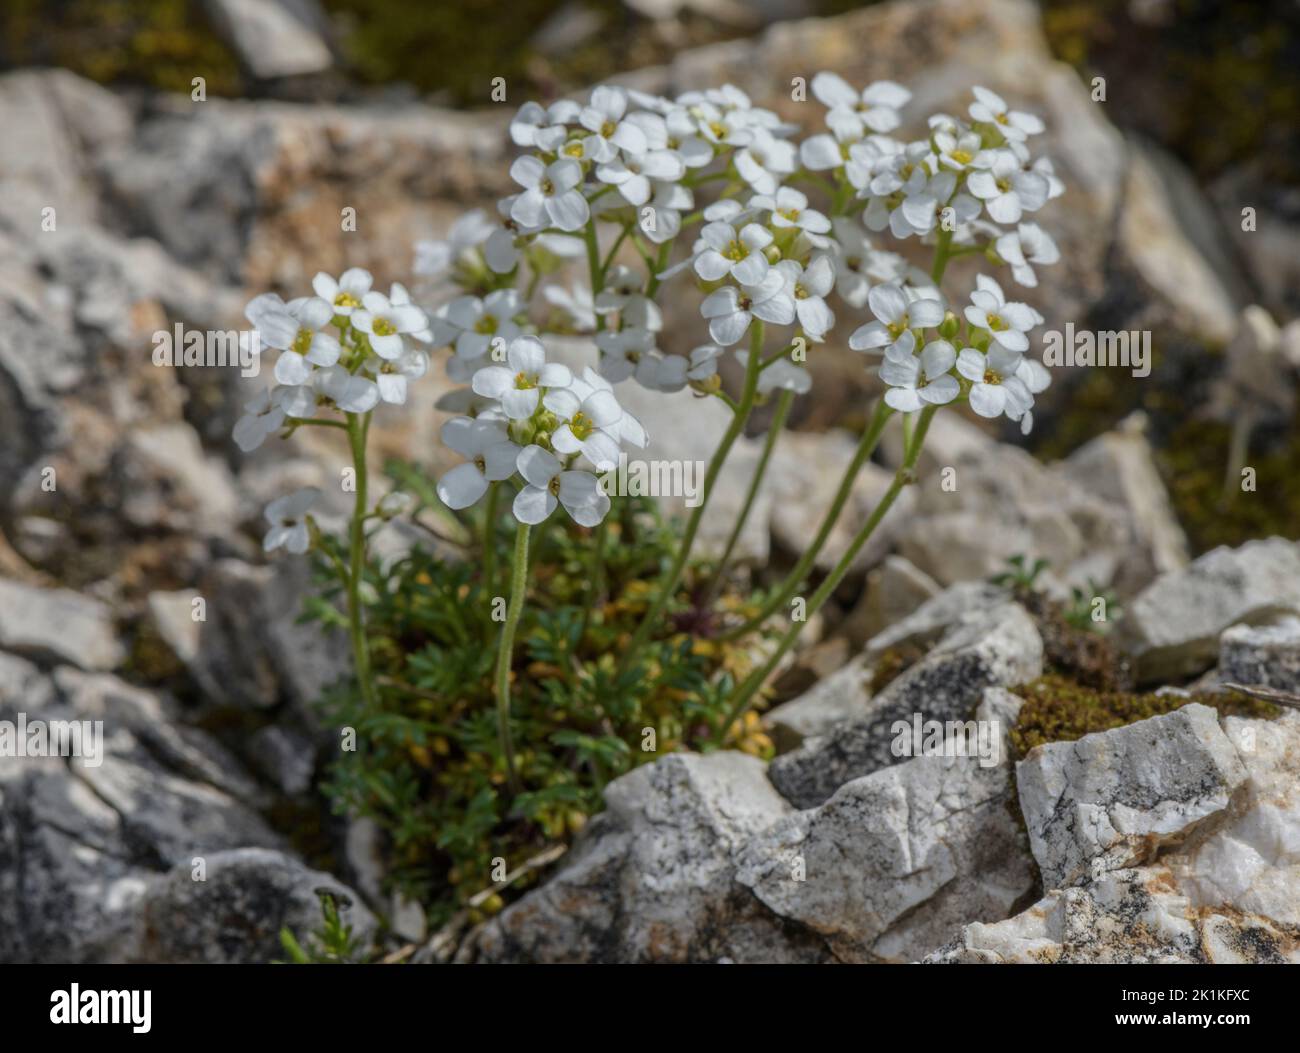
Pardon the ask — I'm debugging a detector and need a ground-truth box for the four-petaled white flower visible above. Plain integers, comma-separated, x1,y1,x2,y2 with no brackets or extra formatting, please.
963,275,1039,352
509,156,590,232
956,344,1034,423
312,268,373,316
413,211,495,280
812,73,911,133
472,336,573,419
436,417,521,510
233,388,287,452
579,86,648,163
514,445,610,527
880,339,960,412
734,127,797,194
693,221,773,285
245,293,342,386
775,257,836,342
967,150,1049,224
848,283,945,356
700,269,796,346
995,222,1060,287
968,86,1044,141
264,487,320,554
351,291,429,361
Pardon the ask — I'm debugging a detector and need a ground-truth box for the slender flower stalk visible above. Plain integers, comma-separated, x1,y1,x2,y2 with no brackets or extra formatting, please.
715,405,936,743
481,482,500,597
619,321,766,671
708,387,795,602
345,412,377,709
495,520,532,794
719,397,893,640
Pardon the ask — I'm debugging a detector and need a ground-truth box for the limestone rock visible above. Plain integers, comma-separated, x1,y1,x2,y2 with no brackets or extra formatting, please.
1219,617,1300,694
769,601,1042,808
0,579,123,671
1016,703,1249,890
1125,538,1300,683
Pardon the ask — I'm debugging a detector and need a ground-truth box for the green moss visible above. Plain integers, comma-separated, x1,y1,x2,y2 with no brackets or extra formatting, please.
870,640,928,693
1011,673,1278,757
2,0,241,95
1159,413,1300,555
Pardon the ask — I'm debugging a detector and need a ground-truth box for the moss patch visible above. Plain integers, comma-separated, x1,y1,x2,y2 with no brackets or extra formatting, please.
1011,673,1278,757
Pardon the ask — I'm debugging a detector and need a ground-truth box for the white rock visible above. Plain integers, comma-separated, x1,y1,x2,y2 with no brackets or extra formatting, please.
0,579,123,671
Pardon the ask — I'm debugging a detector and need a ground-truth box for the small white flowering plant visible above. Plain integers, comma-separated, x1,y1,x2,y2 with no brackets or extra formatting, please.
238,75,1062,917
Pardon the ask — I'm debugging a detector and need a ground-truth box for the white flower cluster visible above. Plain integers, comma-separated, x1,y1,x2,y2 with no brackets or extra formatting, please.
233,267,431,453
435,335,647,527
410,78,1060,428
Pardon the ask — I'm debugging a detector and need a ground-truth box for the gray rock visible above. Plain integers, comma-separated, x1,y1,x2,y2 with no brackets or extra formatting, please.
1063,412,1189,591
841,555,941,648
738,688,1032,962
202,0,333,80
1219,617,1300,694
465,753,831,963
1016,703,1248,890
769,601,1042,809
246,724,316,796
863,579,1009,664
1125,538,1300,683
763,654,873,752
137,848,375,964
0,579,123,671
931,712,1300,963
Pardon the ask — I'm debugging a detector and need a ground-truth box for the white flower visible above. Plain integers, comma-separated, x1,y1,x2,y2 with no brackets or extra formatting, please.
799,109,868,171
245,294,342,385
434,289,523,362
700,268,796,346
775,257,836,342
509,156,590,232
752,186,831,237
579,86,648,162
264,487,319,554
543,372,628,470
956,344,1034,421
316,365,379,413
693,221,773,285
436,417,521,510
369,347,429,405
413,210,495,279
995,222,1060,287
880,339,960,412
513,445,609,527
312,268,373,316
967,150,1049,224
597,325,658,384
471,335,572,419
812,73,911,133
933,126,984,170
596,148,686,207
733,127,797,195
848,283,945,355
232,388,286,452
664,107,714,168
963,274,1039,352
647,345,723,392
640,181,692,244
968,86,1044,141
510,100,575,151
351,291,428,361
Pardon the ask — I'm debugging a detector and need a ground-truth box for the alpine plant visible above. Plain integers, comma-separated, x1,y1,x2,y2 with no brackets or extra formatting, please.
235,75,1064,769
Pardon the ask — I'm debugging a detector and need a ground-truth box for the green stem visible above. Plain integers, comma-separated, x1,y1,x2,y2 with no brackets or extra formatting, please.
931,227,955,283
618,321,766,672
495,520,531,795
577,518,607,648
719,398,893,641
345,412,377,710
708,388,794,603
481,482,499,597
714,406,936,744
